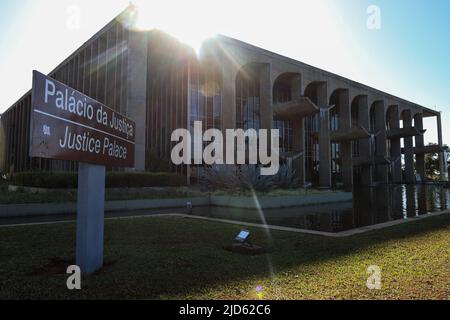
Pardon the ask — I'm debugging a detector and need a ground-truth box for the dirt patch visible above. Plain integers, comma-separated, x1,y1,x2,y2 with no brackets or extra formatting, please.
30,258,115,276
223,243,266,255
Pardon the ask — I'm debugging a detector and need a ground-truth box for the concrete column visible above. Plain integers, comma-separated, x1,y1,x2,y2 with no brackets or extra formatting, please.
339,90,353,187
291,74,304,184
406,185,416,217
437,113,448,181
388,106,402,183
318,83,331,188
440,188,448,210
126,30,148,171
391,185,404,220
293,118,305,186
374,101,388,184
259,64,273,131
414,114,425,181
357,96,372,186
403,110,415,184
417,185,427,215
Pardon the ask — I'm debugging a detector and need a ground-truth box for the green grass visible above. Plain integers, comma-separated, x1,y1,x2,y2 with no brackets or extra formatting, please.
0,188,77,204
0,213,449,299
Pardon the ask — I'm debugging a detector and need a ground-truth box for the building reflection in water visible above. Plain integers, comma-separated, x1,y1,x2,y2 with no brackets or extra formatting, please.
193,185,449,233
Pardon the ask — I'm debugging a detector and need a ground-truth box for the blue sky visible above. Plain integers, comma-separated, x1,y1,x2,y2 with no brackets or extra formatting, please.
0,0,449,144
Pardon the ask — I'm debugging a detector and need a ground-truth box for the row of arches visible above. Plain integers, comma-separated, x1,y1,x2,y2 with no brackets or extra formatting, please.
232,63,428,186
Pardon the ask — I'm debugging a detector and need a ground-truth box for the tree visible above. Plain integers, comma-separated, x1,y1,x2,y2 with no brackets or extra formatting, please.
424,143,449,180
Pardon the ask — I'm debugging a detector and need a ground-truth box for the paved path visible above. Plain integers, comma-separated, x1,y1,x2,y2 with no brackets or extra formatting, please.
0,207,189,227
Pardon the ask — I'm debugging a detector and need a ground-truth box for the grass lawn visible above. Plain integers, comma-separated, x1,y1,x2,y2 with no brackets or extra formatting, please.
0,213,449,300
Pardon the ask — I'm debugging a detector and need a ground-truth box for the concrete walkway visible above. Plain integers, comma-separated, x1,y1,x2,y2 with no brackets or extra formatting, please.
0,207,190,226
1,208,448,238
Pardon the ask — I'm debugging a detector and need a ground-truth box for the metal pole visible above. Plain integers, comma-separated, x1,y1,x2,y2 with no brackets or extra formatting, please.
76,162,106,274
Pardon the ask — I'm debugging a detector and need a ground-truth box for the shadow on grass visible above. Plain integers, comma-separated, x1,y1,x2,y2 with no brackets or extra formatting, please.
0,213,449,299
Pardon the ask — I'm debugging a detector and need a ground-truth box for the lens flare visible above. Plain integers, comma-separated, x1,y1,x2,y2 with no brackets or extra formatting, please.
129,3,216,55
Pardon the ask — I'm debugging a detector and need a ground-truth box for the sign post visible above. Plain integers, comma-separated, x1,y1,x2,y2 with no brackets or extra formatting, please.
76,163,106,274
30,71,135,274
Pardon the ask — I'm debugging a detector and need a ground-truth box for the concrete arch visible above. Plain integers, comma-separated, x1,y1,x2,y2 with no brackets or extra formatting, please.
303,81,327,107
302,78,327,96
326,81,350,102
351,94,369,104
386,105,400,130
400,108,412,124
271,67,303,85
368,95,385,109
370,100,386,132
329,88,351,130
272,72,302,103
349,89,366,104
350,95,369,128
398,104,413,117
329,88,346,101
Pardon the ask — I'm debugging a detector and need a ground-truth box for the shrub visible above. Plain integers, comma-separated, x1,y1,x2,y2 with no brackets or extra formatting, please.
10,171,186,189
145,149,172,172
199,165,242,190
11,172,77,189
274,164,300,189
200,165,275,192
239,165,274,192
105,172,186,188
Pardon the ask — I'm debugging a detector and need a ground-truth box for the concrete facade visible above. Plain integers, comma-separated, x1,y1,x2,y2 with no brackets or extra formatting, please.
0,5,448,186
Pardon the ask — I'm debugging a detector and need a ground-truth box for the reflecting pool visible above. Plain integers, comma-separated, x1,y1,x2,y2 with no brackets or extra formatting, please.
192,185,450,233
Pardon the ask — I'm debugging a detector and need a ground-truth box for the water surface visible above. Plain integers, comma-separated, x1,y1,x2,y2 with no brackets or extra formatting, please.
192,185,450,233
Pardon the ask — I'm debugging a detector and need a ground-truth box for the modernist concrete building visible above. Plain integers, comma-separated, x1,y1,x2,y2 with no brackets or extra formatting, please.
0,5,448,187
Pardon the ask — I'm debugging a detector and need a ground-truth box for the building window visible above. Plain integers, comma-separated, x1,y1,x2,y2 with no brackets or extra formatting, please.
272,75,294,154
190,64,222,132
236,67,260,130
273,80,291,104
273,119,293,153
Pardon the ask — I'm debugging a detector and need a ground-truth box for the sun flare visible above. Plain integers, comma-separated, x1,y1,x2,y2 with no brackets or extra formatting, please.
129,1,217,54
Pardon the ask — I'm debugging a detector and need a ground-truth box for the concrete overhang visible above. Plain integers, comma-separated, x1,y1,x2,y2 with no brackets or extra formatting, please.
330,126,370,143
422,108,440,118
387,127,426,139
273,97,319,120
401,145,447,155
353,156,391,166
